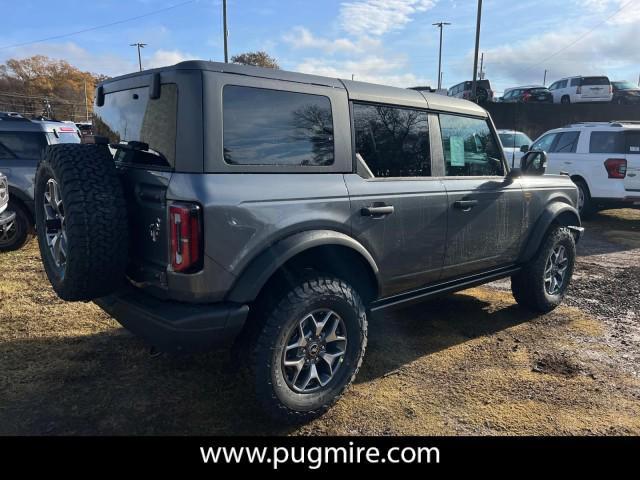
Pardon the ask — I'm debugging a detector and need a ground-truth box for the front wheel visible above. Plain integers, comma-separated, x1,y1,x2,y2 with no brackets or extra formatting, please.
511,226,576,313
252,275,367,423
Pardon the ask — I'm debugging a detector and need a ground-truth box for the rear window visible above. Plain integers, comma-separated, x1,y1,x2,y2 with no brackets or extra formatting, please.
582,76,610,86
223,85,334,166
93,83,177,167
0,132,47,159
529,88,549,94
47,131,81,145
477,80,491,89
589,132,625,153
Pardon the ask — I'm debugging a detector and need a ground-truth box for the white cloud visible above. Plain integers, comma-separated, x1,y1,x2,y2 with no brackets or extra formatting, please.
297,55,432,87
283,0,437,88
480,22,640,85
283,27,380,54
146,49,194,69
340,0,436,36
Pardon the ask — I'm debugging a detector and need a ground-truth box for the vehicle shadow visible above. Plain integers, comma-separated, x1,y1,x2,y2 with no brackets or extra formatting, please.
0,291,539,436
357,292,538,383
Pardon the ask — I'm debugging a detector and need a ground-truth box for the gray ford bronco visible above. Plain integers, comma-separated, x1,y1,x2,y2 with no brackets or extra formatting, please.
34,61,583,422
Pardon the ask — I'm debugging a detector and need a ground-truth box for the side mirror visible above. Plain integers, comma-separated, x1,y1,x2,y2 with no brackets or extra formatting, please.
520,144,530,153
520,150,547,176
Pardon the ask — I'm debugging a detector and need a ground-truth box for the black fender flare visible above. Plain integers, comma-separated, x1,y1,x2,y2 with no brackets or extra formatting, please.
226,230,381,304
519,202,581,263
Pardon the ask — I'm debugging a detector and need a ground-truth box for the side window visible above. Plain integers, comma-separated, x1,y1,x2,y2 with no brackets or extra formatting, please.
560,80,568,88
589,131,624,153
353,103,430,178
439,114,504,177
552,131,580,153
531,133,557,152
0,132,48,160
549,82,558,90
570,78,581,87
222,85,334,166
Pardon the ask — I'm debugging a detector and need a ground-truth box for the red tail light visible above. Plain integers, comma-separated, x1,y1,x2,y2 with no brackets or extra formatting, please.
169,202,202,272
604,158,627,179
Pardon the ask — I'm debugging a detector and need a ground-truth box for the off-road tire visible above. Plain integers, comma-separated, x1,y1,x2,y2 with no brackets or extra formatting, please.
511,226,576,313
0,201,33,251
35,144,128,301
574,178,593,219
251,275,367,423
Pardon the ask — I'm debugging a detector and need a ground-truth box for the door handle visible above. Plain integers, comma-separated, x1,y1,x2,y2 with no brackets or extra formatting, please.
361,205,394,217
563,161,572,165
453,199,479,210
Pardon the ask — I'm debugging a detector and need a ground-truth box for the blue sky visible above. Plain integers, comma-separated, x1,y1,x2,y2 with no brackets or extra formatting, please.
1,0,638,94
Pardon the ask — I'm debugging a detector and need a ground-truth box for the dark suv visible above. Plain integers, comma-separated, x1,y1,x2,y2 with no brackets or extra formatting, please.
0,113,81,251
34,61,583,422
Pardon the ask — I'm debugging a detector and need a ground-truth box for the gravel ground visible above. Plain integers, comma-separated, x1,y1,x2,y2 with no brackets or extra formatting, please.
0,209,639,435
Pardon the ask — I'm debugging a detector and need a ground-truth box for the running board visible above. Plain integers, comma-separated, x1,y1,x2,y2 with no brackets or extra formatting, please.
370,265,521,312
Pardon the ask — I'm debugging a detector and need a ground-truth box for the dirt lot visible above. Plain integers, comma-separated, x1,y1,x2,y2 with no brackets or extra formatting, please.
1,209,639,435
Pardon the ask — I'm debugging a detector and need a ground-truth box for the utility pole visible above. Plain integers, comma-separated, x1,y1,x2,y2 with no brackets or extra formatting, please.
130,43,147,71
543,69,548,86
83,80,89,122
470,0,483,102
223,0,229,63
479,52,484,80
433,21,451,90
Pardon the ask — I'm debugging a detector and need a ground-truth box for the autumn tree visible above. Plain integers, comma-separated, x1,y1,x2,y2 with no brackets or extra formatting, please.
0,55,107,121
230,51,279,69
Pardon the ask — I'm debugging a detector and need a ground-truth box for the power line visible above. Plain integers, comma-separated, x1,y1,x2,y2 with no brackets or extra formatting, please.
0,0,197,51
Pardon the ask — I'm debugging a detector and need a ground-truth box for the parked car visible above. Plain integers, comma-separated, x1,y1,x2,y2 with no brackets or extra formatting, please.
448,79,494,103
0,172,16,238
0,112,81,251
548,76,612,104
34,61,582,422
528,121,640,216
611,80,640,105
498,129,533,166
501,86,553,103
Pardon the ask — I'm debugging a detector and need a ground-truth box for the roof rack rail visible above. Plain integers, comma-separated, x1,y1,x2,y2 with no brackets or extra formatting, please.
609,120,640,126
563,121,611,128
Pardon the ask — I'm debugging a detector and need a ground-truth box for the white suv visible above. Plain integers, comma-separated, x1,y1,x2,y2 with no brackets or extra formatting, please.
529,121,640,216
548,76,613,104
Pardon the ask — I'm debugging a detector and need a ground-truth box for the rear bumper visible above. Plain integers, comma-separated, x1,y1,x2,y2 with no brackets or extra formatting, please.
0,209,15,227
94,286,249,353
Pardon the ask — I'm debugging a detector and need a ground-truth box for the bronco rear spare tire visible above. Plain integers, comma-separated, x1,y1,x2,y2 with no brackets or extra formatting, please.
35,144,128,301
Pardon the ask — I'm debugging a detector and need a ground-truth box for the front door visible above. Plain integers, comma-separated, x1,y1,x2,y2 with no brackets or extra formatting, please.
346,102,448,298
437,113,524,279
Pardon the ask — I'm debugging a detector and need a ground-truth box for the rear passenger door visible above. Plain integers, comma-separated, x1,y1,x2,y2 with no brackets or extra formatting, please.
345,103,448,297
437,114,524,279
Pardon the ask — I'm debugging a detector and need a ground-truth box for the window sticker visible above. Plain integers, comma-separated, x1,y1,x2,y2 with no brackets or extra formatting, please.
630,146,639,152
450,136,465,166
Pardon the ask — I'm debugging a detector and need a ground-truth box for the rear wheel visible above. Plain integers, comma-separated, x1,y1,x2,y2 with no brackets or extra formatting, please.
0,201,32,252
511,226,576,313
251,275,367,422
35,144,128,301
